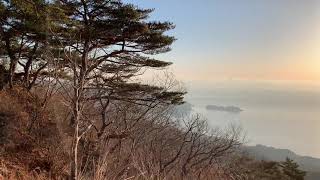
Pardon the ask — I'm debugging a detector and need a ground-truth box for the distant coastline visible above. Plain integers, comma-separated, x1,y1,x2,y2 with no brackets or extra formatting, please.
206,105,243,113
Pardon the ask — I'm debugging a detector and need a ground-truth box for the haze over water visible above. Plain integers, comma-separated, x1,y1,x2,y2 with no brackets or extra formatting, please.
127,0,320,159
185,80,320,158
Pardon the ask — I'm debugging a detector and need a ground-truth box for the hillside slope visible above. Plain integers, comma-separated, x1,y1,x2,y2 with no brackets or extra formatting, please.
245,145,320,180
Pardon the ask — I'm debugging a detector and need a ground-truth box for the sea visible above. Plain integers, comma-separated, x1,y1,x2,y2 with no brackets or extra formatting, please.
184,80,320,158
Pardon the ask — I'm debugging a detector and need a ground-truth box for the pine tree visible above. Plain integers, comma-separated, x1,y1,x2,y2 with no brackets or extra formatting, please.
280,158,306,180
50,1,185,179
0,0,52,89
1,1,185,179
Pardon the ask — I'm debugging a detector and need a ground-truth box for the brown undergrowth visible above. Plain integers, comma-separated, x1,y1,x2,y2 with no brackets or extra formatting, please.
0,88,68,179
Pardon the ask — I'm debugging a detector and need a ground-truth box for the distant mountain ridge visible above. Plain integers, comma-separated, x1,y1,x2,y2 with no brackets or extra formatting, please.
206,105,243,113
244,144,320,180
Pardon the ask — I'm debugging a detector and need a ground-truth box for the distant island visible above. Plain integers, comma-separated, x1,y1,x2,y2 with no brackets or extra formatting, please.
206,105,243,113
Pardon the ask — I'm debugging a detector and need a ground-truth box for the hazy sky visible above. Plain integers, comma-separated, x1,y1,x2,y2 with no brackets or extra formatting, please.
126,0,320,83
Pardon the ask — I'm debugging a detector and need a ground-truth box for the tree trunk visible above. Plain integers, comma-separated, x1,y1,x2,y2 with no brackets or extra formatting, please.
71,98,80,180
8,60,17,88
71,119,79,180
71,60,81,179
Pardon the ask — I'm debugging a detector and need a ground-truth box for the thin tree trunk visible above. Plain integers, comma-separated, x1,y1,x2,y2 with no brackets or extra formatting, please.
4,37,17,89
8,60,17,88
71,57,81,179
71,86,81,180
71,117,80,180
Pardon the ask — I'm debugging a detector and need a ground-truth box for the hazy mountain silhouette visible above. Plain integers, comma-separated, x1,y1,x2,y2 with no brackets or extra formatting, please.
206,105,243,113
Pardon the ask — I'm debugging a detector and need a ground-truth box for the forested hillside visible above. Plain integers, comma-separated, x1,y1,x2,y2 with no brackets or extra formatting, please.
245,145,320,180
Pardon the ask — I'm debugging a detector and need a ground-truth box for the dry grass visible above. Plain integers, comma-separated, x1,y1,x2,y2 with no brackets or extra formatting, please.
0,88,69,179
